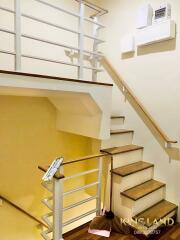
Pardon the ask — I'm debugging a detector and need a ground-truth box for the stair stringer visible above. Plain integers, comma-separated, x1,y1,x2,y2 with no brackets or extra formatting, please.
101,114,178,237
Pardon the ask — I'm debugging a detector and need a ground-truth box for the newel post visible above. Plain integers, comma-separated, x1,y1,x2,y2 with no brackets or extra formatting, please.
53,176,64,240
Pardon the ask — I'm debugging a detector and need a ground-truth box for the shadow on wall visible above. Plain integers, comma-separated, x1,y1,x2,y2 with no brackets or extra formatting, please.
122,52,135,59
137,38,176,56
121,38,176,59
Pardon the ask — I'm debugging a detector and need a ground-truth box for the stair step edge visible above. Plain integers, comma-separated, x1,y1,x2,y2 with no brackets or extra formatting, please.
101,144,144,155
111,161,154,177
132,200,178,228
110,129,134,135
121,179,166,201
111,116,125,119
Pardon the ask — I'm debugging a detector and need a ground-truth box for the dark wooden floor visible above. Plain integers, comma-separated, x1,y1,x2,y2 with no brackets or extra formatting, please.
64,224,180,240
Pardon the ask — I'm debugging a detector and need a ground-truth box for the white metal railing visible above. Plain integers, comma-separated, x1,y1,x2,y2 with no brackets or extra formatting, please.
39,153,105,240
0,0,107,81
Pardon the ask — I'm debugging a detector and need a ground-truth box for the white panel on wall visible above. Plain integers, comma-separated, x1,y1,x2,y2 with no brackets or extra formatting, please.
121,34,135,54
136,20,176,46
136,4,153,29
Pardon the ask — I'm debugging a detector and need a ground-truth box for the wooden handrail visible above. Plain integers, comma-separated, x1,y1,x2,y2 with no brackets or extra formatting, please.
62,152,108,165
38,152,108,176
0,195,47,227
101,57,177,145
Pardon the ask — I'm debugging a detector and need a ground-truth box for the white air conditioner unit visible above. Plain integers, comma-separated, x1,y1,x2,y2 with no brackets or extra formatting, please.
153,3,171,23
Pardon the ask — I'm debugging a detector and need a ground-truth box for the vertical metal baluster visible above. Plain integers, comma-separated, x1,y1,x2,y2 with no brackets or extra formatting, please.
96,157,103,215
53,166,64,240
78,0,84,80
15,0,21,71
92,17,99,82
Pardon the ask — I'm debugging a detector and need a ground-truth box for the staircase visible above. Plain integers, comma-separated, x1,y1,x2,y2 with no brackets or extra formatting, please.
101,115,178,238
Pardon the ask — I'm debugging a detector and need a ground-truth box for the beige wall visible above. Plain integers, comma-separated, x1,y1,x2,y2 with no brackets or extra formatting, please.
0,201,41,240
92,0,180,219
0,95,94,239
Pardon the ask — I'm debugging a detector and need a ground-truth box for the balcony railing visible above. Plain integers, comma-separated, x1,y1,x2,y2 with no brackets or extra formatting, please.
0,0,107,81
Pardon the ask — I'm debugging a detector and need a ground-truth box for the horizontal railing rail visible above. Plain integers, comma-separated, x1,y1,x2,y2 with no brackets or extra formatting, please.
62,152,108,165
35,0,80,18
64,168,99,181
0,195,47,227
62,195,97,212
101,57,177,146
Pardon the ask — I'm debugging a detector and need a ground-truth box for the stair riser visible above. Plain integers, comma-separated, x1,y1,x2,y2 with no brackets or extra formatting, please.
121,187,166,216
112,149,143,169
111,118,124,130
111,168,154,219
101,132,133,148
103,152,145,201
114,167,154,192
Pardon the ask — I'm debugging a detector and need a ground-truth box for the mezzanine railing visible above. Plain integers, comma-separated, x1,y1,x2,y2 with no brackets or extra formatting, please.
0,0,108,81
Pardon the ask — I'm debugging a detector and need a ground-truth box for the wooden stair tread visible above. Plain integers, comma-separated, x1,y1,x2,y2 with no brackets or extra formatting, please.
112,161,154,177
110,129,134,135
133,200,178,227
121,179,165,200
111,115,125,119
101,144,143,155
